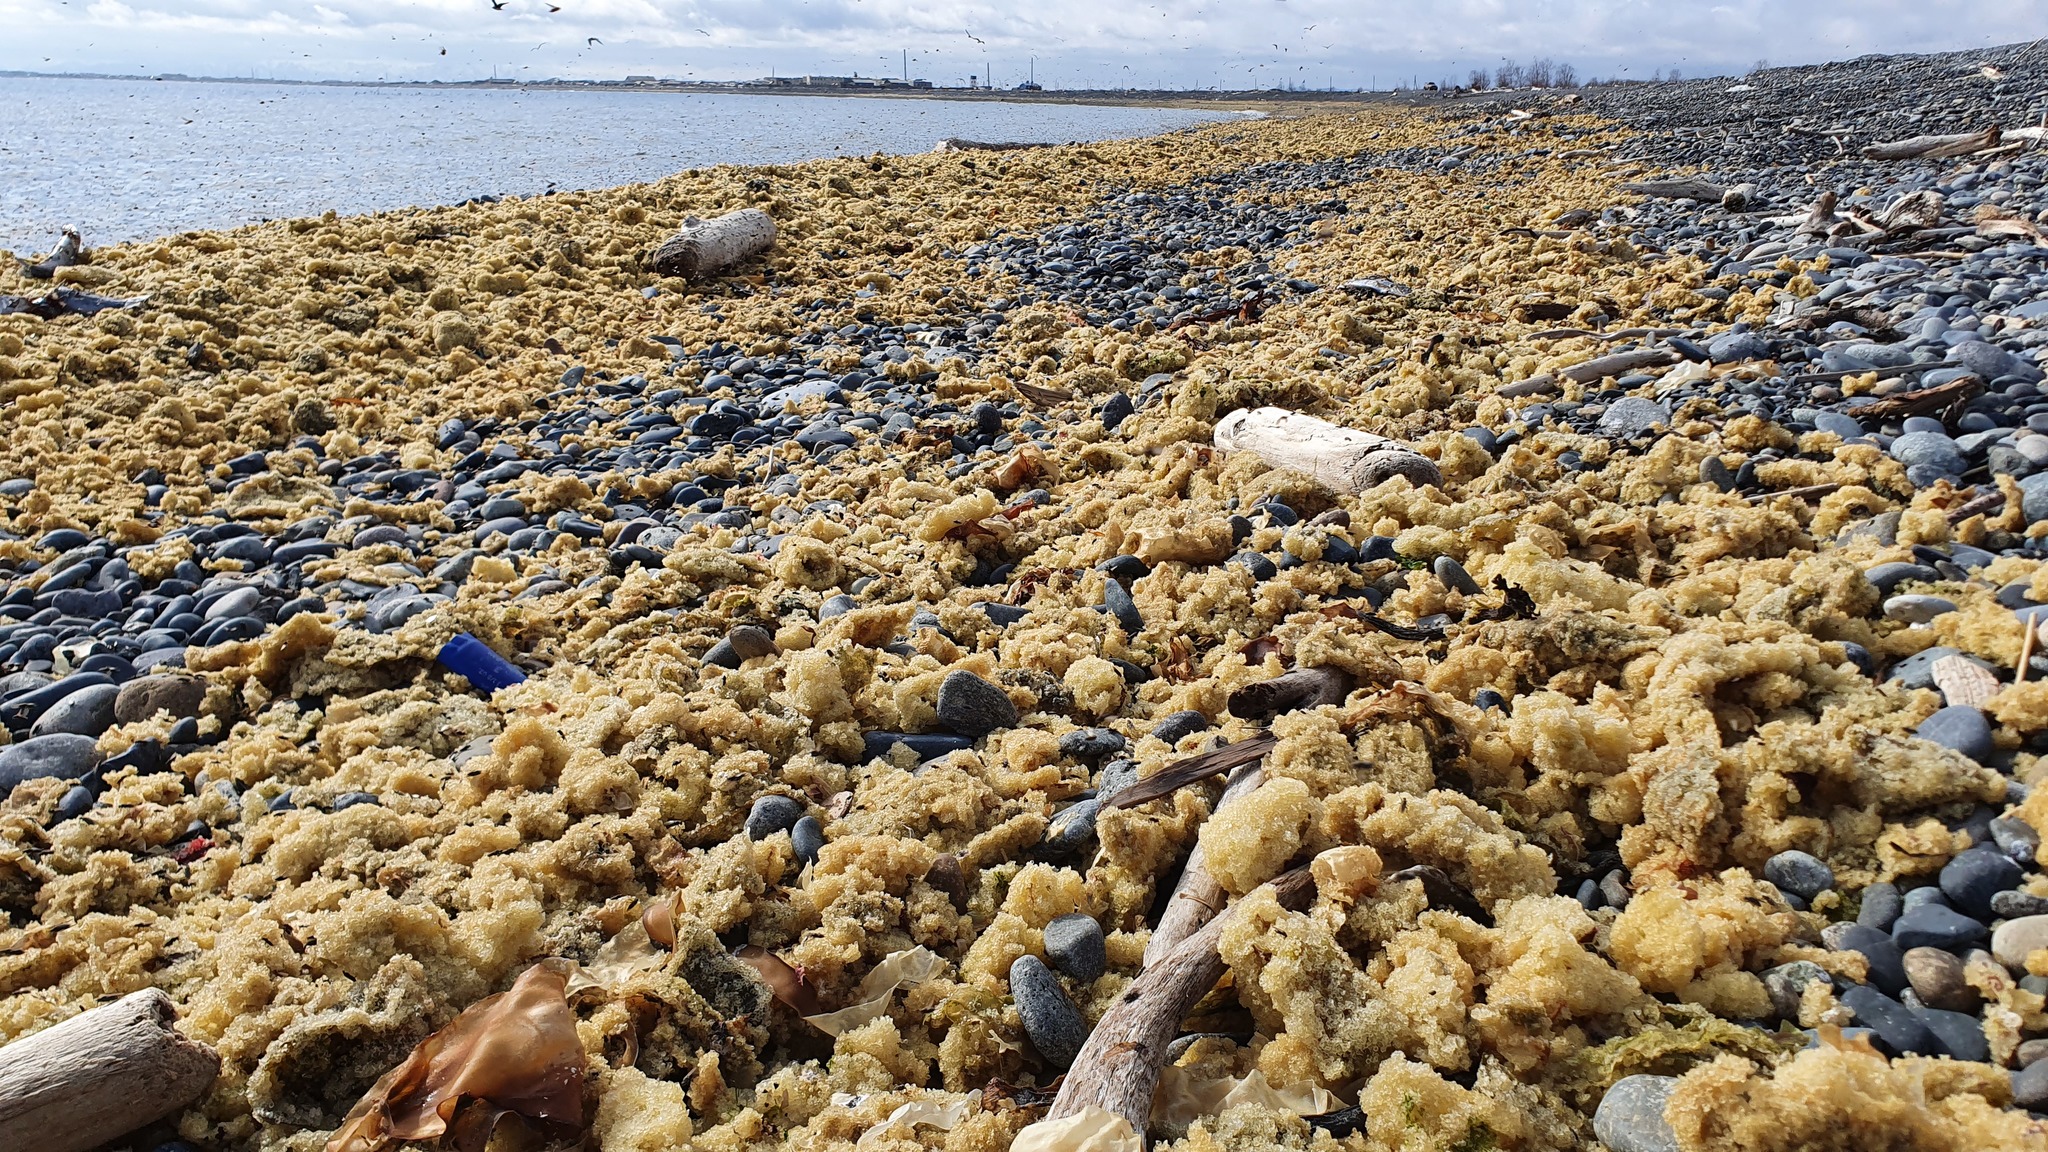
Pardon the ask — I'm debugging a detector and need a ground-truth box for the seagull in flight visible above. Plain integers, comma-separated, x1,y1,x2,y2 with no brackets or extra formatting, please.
966,30,985,44
489,0,506,9
587,36,602,45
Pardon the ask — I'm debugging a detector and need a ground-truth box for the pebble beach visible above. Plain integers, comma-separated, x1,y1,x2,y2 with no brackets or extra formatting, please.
6,42,2048,1152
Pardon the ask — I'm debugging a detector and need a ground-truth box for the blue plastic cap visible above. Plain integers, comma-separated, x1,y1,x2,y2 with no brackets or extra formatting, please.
437,633,526,692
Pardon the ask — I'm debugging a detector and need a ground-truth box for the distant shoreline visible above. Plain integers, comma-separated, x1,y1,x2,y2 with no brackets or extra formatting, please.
0,69,1407,113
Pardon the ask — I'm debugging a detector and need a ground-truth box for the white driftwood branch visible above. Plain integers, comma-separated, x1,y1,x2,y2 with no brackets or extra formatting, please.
1048,868,1314,1135
1213,407,1442,492
1142,765,1265,969
0,989,220,1152
1862,125,2044,160
647,208,778,280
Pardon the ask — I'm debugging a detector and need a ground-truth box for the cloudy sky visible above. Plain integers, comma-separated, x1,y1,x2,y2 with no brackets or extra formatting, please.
0,0,2038,89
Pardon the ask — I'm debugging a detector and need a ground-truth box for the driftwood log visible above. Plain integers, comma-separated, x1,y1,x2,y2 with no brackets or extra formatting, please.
1863,125,2045,160
932,138,1049,153
0,989,220,1152
1213,407,1441,493
1047,868,1315,1134
646,208,777,280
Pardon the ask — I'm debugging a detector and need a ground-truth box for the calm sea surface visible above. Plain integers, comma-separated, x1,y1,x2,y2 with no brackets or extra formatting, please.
0,77,1230,255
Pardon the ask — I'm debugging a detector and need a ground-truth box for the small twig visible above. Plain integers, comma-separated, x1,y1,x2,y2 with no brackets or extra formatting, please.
2020,615,2040,687
1745,483,1841,504
1946,489,2006,525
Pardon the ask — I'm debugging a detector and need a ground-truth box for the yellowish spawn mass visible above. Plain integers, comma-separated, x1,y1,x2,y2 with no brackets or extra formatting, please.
1,95,2044,1152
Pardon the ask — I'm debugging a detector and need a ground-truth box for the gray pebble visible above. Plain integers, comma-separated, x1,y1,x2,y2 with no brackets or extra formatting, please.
1915,705,1994,762
1882,593,1956,623
1591,1075,1680,1152
1433,555,1481,595
1042,913,1107,982
790,815,824,865
1599,397,1672,439
746,794,805,841
1058,727,1126,761
1763,960,1830,1021
1763,850,1833,900
1858,882,1902,931
1044,798,1101,856
2017,1058,2048,1110
1010,954,1088,1069
27,682,120,739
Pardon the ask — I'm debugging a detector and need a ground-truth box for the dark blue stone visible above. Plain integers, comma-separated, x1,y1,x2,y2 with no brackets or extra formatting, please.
861,731,972,762
1829,923,1909,995
1890,902,1988,952
1151,710,1208,744
1838,986,1936,1055
1940,847,2023,919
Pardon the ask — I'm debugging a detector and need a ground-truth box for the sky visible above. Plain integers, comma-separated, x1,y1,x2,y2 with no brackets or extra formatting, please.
0,0,2039,89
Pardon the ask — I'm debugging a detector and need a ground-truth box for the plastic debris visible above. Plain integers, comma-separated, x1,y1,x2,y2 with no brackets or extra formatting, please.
436,633,526,692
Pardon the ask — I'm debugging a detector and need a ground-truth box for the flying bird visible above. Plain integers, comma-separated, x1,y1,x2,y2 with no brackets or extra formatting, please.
489,0,506,9
696,28,710,35
587,36,602,45
548,3,560,9
440,47,447,54
966,30,985,44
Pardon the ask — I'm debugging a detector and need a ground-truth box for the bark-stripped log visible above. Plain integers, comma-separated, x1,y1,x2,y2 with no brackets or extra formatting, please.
0,989,220,1152
646,209,778,280
1213,407,1441,492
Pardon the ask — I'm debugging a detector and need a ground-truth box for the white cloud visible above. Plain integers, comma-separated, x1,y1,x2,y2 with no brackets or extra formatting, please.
0,0,2036,86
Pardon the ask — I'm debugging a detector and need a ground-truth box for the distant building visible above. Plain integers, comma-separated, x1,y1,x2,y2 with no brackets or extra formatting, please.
624,75,657,83
1015,81,1042,91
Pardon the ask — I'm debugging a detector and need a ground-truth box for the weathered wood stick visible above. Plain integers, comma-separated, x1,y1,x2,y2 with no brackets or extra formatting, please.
646,208,777,280
0,989,220,1152
1142,764,1266,969
1047,868,1315,1134
1560,347,1680,383
1621,178,1729,202
1226,666,1354,722
1213,407,1442,492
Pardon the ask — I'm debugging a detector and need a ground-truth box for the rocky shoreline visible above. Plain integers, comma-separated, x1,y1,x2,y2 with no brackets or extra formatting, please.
4,41,2048,1152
